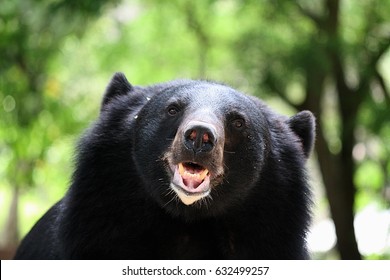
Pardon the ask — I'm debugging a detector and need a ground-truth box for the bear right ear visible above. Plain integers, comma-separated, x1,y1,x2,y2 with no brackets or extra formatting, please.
287,110,316,158
101,72,133,109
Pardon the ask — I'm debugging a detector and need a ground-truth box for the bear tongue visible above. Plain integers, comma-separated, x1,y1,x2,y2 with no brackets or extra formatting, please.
178,163,208,190
182,176,203,189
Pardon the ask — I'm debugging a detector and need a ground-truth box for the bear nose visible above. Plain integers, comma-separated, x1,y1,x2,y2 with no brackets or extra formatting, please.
183,121,217,154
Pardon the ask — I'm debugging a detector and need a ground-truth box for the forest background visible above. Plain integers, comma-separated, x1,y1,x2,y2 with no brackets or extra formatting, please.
1,0,389,259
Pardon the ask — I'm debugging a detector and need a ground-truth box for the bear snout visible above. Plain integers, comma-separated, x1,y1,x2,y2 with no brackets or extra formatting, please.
165,117,225,200
169,117,225,175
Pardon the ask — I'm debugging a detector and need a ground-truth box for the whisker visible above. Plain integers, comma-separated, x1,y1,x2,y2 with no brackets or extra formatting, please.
163,195,177,207
163,187,179,207
202,198,208,210
164,186,175,196
204,197,211,210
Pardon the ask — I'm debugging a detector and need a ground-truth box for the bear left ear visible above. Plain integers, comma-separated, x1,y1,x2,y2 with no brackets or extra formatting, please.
101,72,133,109
287,111,316,158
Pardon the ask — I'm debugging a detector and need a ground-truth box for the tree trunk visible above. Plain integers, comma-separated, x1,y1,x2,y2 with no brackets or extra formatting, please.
3,186,20,250
302,60,361,259
316,127,361,259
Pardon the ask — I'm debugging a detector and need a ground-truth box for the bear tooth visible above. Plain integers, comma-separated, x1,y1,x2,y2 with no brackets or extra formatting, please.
184,171,199,180
199,169,209,180
178,163,185,176
178,163,209,181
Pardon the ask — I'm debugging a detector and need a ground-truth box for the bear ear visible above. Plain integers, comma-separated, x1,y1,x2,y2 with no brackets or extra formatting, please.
101,72,133,109
287,111,316,158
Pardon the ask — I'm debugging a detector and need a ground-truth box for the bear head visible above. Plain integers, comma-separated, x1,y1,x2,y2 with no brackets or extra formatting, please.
97,73,315,221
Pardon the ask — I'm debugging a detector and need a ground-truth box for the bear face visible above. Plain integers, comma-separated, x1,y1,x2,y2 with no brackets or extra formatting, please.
130,80,271,218
99,73,314,222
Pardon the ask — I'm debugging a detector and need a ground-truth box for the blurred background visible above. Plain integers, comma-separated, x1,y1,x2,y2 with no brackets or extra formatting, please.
0,0,389,260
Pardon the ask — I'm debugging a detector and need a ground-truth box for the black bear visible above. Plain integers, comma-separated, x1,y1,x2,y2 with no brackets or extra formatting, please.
14,73,315,259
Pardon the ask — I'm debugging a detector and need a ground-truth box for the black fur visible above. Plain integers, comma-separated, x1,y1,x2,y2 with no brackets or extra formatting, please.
15,73,315,259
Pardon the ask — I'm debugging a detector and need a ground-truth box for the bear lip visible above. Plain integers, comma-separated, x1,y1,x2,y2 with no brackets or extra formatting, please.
170,162,211,205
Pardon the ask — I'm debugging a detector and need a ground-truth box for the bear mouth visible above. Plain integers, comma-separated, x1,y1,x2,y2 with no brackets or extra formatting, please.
170,162,211,205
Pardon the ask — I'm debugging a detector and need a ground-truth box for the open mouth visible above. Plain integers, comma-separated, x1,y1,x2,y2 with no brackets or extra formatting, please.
170,162,211,205
179,162,209,189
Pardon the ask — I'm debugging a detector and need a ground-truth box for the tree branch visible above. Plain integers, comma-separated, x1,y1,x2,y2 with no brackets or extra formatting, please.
374,69,390,106
358,36,390,94
293,1,323,28
261,71,297,109
183,1,209,77
373,36,390,64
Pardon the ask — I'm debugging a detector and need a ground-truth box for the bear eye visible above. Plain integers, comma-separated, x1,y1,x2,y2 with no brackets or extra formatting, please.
232,118,245,129
167,105,180,116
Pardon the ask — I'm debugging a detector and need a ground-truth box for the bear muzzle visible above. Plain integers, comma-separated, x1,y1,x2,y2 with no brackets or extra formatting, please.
166,119,225,206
